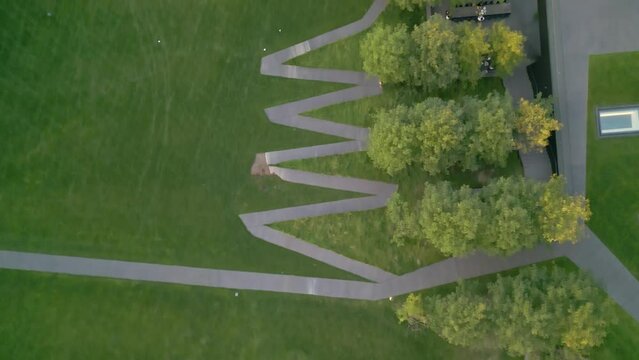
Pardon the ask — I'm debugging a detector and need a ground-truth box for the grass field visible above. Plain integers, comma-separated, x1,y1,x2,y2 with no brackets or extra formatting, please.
2,259,636,359
3,1,634,358
0,269,496,360
277,6,522,274
586,51,639,278
0,0,386,279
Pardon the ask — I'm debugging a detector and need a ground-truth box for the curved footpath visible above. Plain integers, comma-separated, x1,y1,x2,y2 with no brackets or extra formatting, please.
1,0,637,321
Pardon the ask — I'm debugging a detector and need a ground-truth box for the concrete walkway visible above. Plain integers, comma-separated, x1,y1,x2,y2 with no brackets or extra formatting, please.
500,1,552,182
503,0,639,321
547,0,639,195
545,0,639,321
1,0,637,322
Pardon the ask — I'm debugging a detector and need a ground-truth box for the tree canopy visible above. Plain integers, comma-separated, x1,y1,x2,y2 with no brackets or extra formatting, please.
368,92,515,176
456,21,490,85
391,0,438,11
539,175,591,243
396,293,427,329
386,192,421,246
487,266,614,358
461,91,515,170
359,16,525,88
516,94,562,152
387,175,592,256
398,266,615,358
488,21,525,77
414,98,465,175
422,282,490,348
360,24,412,84
419,182,485,256
410,15,460,90
367,105,417,175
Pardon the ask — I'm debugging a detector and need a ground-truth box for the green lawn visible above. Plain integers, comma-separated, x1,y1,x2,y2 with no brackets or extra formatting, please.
2,260,635,359
586,51,639,278
0,269,490,360
0,0,388,279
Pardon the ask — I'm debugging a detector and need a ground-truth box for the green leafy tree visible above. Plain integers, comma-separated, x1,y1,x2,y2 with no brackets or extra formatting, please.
392,0,438,11
488,266,615,358
539,175,591,243
399,266,615,359
480,176,543,255
516,95,562,152
462,92,515,170
410,15,460,90
360,24,412,84
414,98,465,175
419,182,486,256
368,105,418,175
456,21,490,85
386,193,421,246
422,282,492,348
396,293,427,330
488,21,525,77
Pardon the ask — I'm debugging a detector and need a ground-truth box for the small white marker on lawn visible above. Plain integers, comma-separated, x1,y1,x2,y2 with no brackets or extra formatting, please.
234,292,239,297
389,296,393,301
278,28,282,32
157,40,161,44
47,12,53,17
263,48,266,52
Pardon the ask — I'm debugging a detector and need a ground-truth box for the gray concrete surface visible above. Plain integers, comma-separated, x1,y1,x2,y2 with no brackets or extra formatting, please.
547,0,639,195
545,0,639,321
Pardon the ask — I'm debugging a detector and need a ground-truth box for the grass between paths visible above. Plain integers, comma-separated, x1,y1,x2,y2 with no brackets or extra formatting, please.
586,51,639,278
0,0,385,279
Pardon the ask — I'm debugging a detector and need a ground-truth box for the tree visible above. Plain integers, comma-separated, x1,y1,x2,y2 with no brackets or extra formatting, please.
480,176,543,255
422,282,492,348
386,192,421,246
414,98,465,175
516,95,562,152
456,21,490,85
392,0,438,11
488,266,614,358
360,24,412,84
462,92,515,170
396,293,427,330
368,105,418,175
410,15,460,90
419,182,486,256
539,175,591,243
398,266,615,359
488,21,525,77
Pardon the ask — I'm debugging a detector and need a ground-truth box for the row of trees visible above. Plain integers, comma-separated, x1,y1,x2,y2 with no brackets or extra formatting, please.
392,0,506,12
367,92,561,176
397,266,615,358
360,15,525,89
387,175,591,255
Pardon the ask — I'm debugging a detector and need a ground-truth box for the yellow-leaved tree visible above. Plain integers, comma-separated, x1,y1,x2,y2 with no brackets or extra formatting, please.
516,95,562,152
539,175,592,243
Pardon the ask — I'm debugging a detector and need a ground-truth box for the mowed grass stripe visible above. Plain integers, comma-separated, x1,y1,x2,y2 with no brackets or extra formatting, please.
0,0,374,278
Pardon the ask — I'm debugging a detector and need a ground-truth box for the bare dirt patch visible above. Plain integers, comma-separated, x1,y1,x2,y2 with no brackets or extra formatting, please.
251,153,272,176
